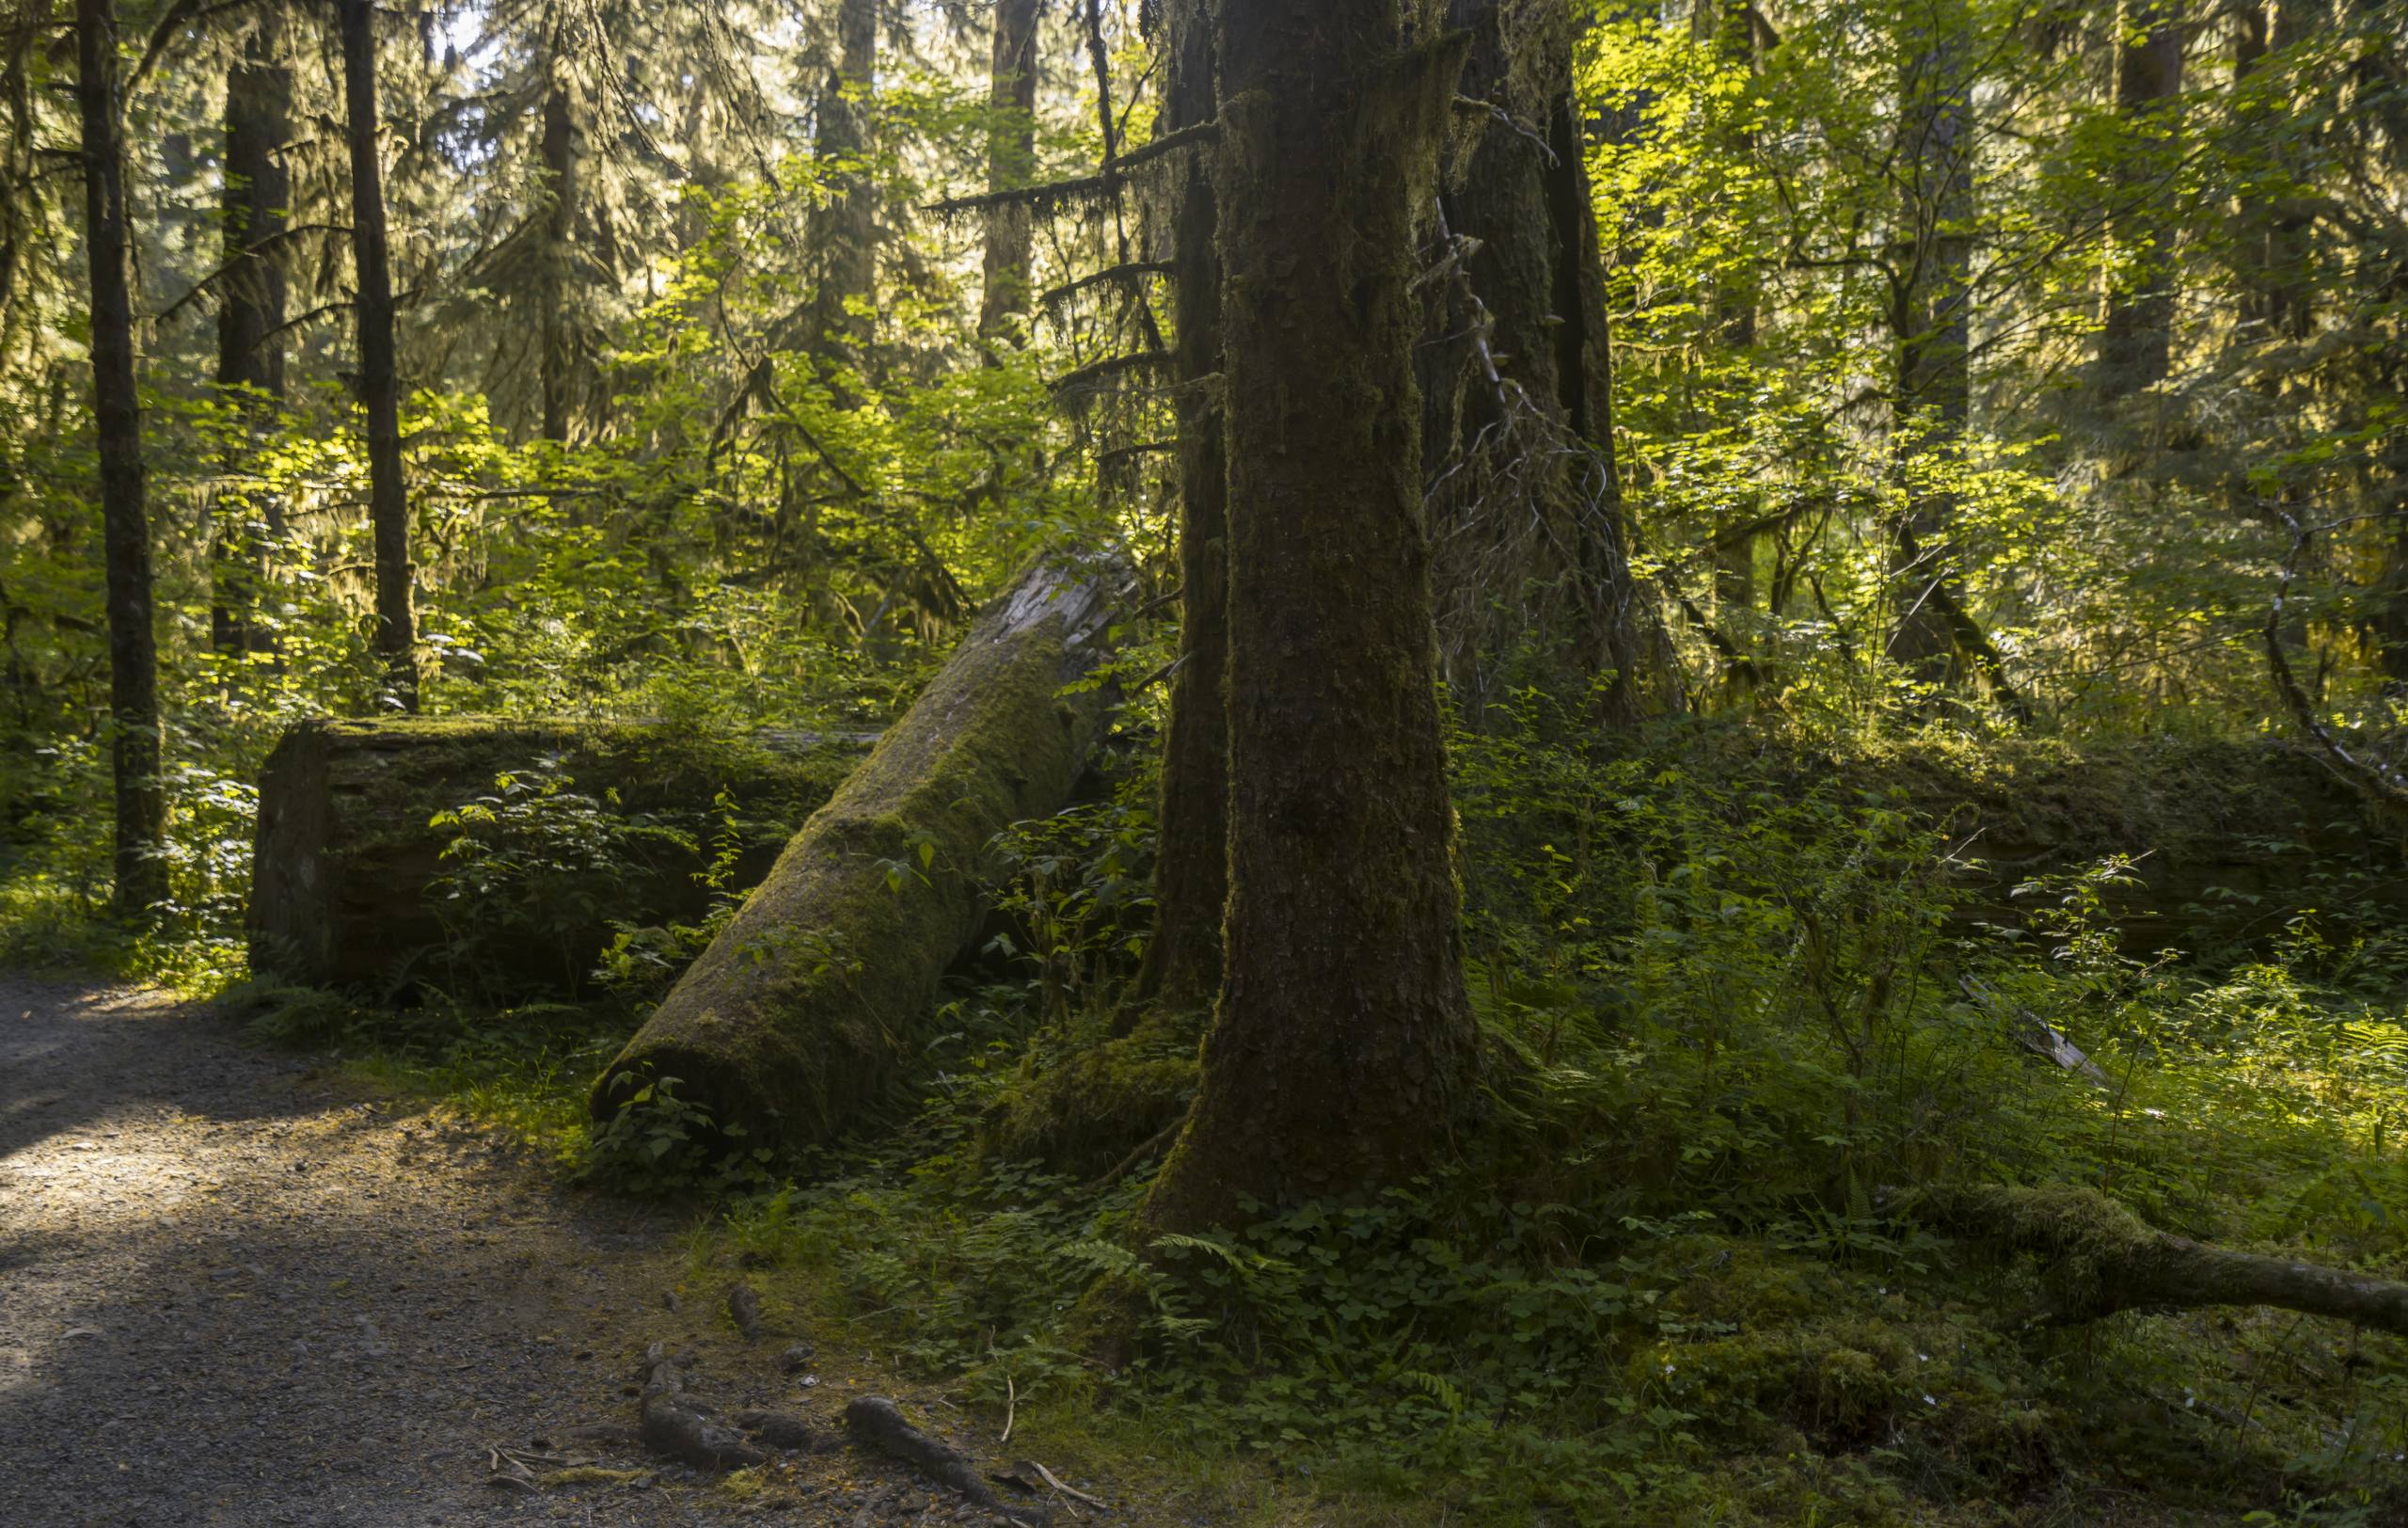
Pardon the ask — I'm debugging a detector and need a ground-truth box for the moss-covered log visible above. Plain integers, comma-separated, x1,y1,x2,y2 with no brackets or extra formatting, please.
248,719,869,995
1914,1185,2408,1337
591,556,1127,1154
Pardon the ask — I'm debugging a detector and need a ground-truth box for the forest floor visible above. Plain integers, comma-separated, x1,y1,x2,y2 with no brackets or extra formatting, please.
0,975,1145,1528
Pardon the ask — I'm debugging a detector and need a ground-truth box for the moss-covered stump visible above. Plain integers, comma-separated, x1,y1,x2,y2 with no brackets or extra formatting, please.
591,555,1128,1155
248,719,871,995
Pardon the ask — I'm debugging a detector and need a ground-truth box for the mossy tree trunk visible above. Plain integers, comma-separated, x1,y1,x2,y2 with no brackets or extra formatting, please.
1884,6,2025,722
2097,0,2184,402
1915,1185,2408,1338
977,0,1041,342
1128,0,1228,1019
212,4,291,664
538,14,580,445
811,0,878,387
1422,0,1647,723
340,0,418,710
593,556,1126,1154
1138,4,1480,1234
76,0,167,917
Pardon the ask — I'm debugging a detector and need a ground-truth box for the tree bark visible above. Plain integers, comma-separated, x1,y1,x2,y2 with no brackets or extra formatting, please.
811,0,878,380
592,556,1127,1154
2098,0,2184,400
248,720,872,995
537,22,578,444
1128,0,1228,1018
340,0,417,710
1886,5,2025,723
1422,0,1647,721
1912,1185,2408,1337
212,5,291,663
1138,3,1481,1234
75,0,167,917
977,0,1040,341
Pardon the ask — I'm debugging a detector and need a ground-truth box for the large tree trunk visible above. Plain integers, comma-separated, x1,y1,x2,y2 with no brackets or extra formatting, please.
810,0,878,381
2233,2,2315,347
1137,3,1481,1234
76,0,167,917
248,720,872,995
977,0,1040,341
212,5,291,664
340,0,418,710
2098,0,2184,400
1129,0,1228,1018
592,556,1126,1154
1422,0,1646,722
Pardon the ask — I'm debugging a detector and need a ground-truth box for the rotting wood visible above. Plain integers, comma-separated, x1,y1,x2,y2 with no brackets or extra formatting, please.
1910,1184,2408,1337
247,719,870,995
590,554,1128,1155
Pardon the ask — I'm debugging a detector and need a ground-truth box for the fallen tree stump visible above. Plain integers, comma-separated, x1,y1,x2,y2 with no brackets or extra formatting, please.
591,554,1126,1155
247,719,870,995
1912,1184,2408,1337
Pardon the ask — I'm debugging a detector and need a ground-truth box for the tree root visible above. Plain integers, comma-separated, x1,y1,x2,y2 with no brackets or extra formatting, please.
1910,1184,2408,1336
844,1396,1043,1523
638,1349,766,1471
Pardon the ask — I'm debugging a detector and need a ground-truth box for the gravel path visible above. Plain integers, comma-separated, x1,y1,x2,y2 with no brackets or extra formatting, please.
0,978,1097,1528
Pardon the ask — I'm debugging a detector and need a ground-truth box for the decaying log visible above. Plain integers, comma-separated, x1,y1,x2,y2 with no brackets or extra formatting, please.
591,555,1127,1154
247,719,870,995
1913,1184,2408,1337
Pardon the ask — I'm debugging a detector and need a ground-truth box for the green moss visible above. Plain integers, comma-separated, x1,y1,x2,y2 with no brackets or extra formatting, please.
592,560,1123,1157
981,1009,1202,1177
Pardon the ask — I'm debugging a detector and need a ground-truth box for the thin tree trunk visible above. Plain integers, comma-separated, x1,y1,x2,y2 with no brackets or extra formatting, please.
977,0,1040,341
1139,2,1481,1233
213,5,290,664
2098,0,2184,399
537,24,578,444
75,0,167,915
1703,0,1761,612
811,0,878,379
1887,6,2025,721
1128,0,1228,1016
340,0,417,710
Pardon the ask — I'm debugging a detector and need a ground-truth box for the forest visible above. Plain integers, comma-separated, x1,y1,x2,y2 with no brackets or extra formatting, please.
4,0,2408,1522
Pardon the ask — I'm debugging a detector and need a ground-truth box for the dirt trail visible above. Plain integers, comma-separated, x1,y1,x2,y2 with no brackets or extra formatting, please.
0,978,1080,1527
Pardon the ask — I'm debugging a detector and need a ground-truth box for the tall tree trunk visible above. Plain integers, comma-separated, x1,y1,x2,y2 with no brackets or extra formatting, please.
340,0,417,710
1888,8,1981,693
212,5,290,664
2234,1,2315,345
1129,0,1228,1017
537,24,578,444
811,0,878,380
2098,0,2184,399
1422,0,1646,721
1704,0,1760,612
75,0,167,916
1139,2,1480,1233
977,0,1040,341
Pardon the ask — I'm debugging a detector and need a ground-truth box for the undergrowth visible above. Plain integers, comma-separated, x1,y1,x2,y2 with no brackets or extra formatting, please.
17,700,2408,1525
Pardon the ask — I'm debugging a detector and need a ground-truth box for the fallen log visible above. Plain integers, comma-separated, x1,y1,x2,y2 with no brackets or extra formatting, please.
247,719,870,995
591,555,1127,1154
1911,1184,2408,1337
